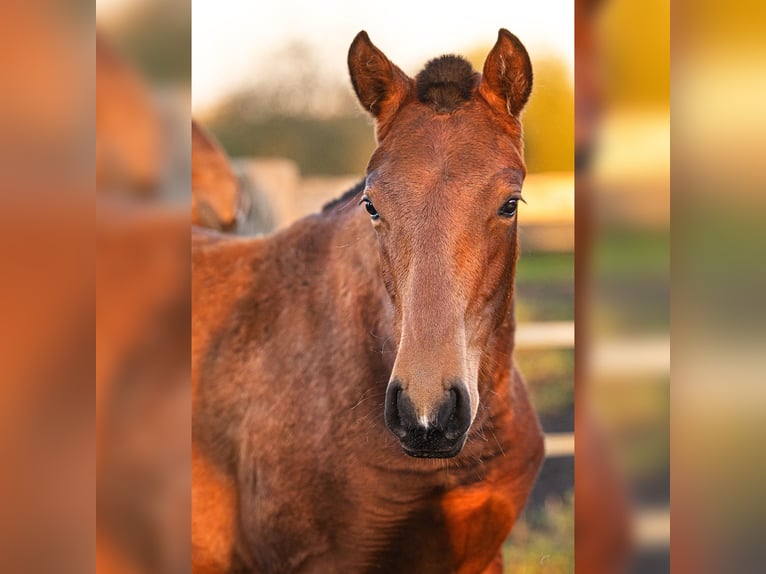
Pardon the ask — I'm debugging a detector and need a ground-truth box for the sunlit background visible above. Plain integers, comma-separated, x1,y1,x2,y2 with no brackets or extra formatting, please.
96,2,191,574
581,0,670,572
6,0,766,573
94,1,672,573
190,1,573,115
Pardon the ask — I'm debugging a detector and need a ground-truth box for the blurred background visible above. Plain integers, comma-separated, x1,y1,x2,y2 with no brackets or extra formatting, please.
95,0,673,571
577,0,670,572
85,0,671,573
14,0,766,572
671,1,766,573
0,3,93,574
96,2,191,574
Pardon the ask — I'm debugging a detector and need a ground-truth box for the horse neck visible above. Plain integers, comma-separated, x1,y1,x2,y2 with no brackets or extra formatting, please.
320,203,397,349
480,301,517,399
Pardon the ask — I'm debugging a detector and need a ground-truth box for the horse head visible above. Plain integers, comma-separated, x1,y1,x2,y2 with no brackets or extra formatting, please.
348,30,532,458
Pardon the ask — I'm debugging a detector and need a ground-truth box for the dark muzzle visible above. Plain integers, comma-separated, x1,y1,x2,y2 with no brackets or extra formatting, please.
384,380,471,458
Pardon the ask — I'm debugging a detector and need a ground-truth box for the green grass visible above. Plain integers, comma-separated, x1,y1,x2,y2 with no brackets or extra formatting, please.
515,252,574,323
503,491,574,573
503,251,575,569
592,377,669,487
517,252,574,284
591,231,669,334
595,230,669,279
516,349,574,424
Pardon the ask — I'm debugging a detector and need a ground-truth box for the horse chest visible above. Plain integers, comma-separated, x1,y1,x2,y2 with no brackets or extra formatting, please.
438,483,516,573
243,466,513,574
346,474,515,574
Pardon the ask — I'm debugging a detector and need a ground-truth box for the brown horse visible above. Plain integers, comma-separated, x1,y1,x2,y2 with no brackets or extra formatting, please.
192,119,241,231
96,31,163,194
192,30,544,573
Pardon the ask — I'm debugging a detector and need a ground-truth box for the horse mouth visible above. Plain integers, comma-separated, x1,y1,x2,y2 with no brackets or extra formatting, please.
399,435,467,459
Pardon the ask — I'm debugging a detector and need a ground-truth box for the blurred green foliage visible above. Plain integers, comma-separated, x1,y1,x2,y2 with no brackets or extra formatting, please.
209,111,375,176
594,231,669,334
202,41,374,175
503,491,574,573
516,252,574,323
517,349,574,424
594,377,669,500
517,252,574,283
204,42,572,175
102,0,191,84
596,230,669,279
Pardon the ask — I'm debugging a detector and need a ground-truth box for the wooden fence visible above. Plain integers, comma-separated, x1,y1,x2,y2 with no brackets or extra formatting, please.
520,320,670,550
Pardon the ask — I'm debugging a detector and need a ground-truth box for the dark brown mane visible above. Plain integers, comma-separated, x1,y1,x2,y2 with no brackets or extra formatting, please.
321,179,365,213
415,55,478,113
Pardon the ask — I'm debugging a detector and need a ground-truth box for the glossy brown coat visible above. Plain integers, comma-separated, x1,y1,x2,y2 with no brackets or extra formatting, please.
193,30,544,573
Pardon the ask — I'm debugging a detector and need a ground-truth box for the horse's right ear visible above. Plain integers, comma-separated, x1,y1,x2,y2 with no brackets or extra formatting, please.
348,31,412,130
479,29,533,118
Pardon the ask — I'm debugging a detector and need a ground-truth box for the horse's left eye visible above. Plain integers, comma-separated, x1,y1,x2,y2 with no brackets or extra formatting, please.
498,199,519,218
361,198,380,220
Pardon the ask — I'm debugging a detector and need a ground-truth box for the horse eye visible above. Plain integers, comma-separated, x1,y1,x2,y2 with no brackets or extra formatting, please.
498,199,519,218
361,198,380,220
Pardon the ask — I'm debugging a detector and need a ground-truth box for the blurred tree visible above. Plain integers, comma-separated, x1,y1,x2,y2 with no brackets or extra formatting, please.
207,102,375,176
101,0,190,84
204,41,375,176
599,0,669,107
467,48,574,173
205,43,573,176
241,42,359,119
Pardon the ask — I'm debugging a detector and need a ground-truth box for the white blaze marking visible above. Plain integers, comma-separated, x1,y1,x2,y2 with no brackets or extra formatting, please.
418,413,430,428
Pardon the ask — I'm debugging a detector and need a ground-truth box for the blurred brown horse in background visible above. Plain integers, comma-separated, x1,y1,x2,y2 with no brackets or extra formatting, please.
192,120,240,231
193,30,544,573
96,32,163,194
192,119,275,235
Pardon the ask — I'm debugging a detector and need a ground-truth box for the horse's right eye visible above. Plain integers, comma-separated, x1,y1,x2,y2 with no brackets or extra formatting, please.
498,198,519,218
361,197,380,220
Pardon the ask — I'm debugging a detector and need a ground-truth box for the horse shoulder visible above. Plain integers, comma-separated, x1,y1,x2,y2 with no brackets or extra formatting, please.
439,479,511,572
192,445,237,574
192,232,269,393
440,368,544,574
191,232,273,574
439,456,541,573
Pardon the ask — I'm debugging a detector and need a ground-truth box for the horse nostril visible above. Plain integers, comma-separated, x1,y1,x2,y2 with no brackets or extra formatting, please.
441,384,471,440
436,388,458,430
384,381,408,439
385,380,471,448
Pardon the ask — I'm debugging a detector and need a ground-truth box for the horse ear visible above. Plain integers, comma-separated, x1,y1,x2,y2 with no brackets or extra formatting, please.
348,31,412,125
479,29,533,117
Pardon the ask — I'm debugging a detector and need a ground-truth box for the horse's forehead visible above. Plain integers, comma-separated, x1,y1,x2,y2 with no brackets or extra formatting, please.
376,103,523,179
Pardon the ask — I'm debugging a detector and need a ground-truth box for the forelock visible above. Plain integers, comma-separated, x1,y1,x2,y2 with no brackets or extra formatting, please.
415,55,478,113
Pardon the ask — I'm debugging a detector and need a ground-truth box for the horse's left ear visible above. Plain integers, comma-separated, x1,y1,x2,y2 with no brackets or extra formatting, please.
348,31,412,132
479,29,533,117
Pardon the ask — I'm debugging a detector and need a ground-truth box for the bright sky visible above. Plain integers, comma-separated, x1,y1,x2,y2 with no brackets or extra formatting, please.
192,0,572,113
98,0,573,114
